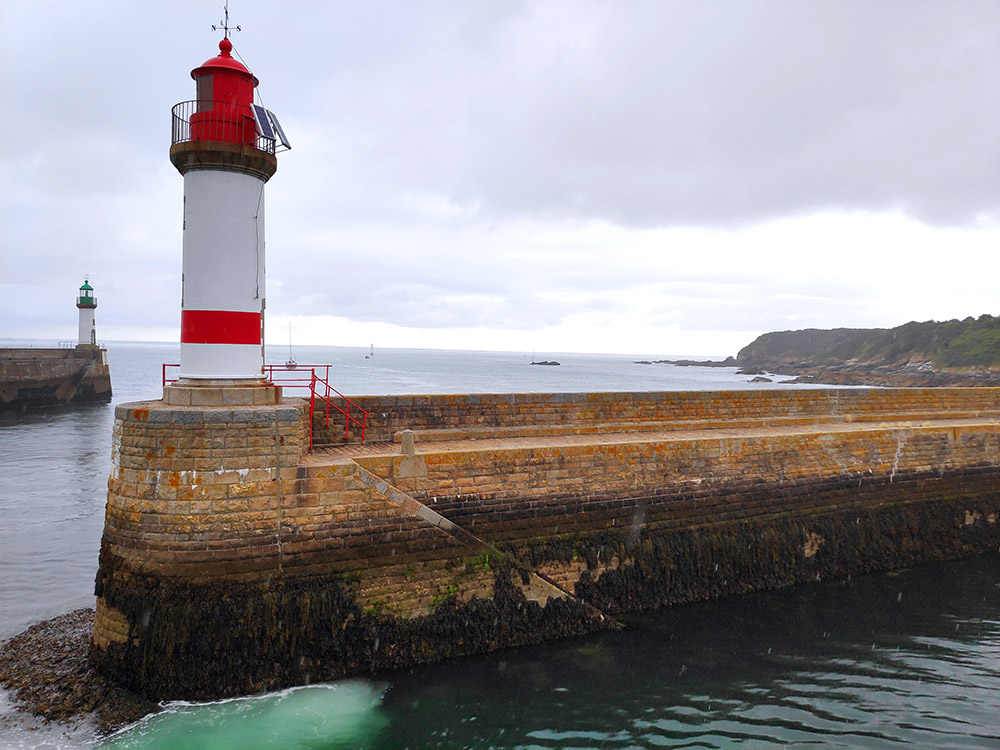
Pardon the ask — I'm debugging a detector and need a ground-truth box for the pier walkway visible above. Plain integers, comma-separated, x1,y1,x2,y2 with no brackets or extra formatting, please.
307,413,1000,462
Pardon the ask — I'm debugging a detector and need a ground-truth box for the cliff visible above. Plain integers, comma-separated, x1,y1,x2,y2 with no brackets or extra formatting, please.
736,316,1000,387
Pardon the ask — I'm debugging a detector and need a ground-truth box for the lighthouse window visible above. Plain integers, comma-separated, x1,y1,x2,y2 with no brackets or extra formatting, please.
197,75,214,111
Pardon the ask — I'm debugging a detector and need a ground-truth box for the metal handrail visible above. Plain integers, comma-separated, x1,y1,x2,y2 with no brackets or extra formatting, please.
265,365,370,445
170,100,276,154
161,363,369,447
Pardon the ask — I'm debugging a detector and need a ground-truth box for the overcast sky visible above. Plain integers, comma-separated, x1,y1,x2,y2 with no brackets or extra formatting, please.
2,1,999,357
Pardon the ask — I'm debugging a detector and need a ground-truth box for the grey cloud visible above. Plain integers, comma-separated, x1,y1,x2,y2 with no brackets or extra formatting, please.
4,1,998,348
337,1,1000,228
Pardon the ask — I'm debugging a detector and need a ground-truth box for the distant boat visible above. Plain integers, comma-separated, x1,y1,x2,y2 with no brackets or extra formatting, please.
365,343,374,360
285,323,297,368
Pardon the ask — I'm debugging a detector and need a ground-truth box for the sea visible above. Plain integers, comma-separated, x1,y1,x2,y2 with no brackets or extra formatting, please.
0,341,997,749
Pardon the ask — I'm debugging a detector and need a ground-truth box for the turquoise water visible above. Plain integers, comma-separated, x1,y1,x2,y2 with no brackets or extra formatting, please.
1,342,997,749
99,558,1000,749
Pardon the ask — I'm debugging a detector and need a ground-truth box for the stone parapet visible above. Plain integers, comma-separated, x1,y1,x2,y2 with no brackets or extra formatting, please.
317,388,1000,444
363,420,1000,514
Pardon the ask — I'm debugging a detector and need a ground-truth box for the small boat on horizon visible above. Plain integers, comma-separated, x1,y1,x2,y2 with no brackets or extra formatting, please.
285,323,297,368
365,343,374,359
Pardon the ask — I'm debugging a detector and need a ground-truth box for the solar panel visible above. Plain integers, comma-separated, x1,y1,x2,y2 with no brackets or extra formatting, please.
252,104,275,139
267,110,291,150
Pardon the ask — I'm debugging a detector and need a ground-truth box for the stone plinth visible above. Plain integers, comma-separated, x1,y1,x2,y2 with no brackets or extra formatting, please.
163,380,282,407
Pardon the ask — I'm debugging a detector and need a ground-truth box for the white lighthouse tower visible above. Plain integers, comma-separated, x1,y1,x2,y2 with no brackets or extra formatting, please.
76,279,97,347
168,29,289,383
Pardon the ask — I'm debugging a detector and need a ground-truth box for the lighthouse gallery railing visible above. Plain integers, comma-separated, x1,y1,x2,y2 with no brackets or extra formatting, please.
171,100,276,154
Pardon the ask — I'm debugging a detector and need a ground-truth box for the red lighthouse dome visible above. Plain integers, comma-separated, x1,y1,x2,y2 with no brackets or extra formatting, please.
193,37,259,85
188,38,259,148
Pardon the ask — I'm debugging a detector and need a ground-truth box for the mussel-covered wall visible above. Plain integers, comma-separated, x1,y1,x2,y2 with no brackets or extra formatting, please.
92,558,606,701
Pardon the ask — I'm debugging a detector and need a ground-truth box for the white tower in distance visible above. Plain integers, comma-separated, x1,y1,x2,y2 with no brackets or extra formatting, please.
76,279,97,347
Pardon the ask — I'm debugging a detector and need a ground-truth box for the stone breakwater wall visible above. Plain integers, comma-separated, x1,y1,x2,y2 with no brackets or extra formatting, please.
317,387,1000,444
357,423,1000,610
0,347,111,411
93,388,1000,700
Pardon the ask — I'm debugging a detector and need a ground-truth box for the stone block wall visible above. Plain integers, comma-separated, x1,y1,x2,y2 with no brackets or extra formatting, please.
98,400,310,581
270,458,494,614
96,400,494,610
368,422,1000,521
317,388,1000,444
353,423,1000,608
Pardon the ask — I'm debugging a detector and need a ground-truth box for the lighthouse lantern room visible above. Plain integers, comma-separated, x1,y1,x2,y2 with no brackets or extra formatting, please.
169,31,289,382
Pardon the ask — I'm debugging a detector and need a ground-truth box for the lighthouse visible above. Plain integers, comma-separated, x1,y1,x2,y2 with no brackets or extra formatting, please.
76,279,97,347
169,33,289,382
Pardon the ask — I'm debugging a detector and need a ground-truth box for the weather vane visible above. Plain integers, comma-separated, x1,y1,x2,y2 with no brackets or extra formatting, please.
212,2,241,39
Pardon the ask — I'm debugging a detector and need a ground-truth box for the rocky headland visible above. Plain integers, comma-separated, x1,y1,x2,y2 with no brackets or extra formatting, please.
641,316,1000,387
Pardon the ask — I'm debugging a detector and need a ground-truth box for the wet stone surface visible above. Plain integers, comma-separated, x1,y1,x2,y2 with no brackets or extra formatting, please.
0,608,156,734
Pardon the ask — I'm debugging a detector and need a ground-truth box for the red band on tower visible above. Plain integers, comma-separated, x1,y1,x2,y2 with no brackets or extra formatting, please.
181,310,261,345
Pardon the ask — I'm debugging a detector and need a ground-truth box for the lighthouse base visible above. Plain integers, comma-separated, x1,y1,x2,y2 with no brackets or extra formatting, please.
163,380,281,407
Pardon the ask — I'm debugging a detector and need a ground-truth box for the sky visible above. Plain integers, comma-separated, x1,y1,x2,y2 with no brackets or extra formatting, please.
2,1,999,358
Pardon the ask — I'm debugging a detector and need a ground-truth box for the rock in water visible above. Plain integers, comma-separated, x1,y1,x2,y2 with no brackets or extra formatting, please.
0,609,156,732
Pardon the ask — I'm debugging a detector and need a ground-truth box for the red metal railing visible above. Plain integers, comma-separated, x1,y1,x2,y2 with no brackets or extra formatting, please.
264,365,369,446
162,364,369,447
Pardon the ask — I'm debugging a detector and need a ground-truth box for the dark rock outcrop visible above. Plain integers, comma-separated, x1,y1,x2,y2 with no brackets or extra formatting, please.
734,317,1000,387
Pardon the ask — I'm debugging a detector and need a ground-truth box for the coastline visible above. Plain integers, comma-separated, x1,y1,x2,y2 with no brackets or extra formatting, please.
772,364,1000,388
640,359,1000,388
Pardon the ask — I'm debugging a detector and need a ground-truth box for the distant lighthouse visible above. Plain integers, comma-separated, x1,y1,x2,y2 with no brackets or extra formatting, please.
169,31,289,380
76,279,97,347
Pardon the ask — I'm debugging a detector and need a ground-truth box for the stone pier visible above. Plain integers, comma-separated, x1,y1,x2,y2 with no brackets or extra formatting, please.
93,387,1000,699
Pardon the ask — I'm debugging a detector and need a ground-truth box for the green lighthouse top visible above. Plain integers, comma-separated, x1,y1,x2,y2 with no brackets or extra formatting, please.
77,279,96,309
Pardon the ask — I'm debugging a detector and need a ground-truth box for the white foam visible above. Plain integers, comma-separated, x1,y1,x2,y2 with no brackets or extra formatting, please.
102,680,389,749
0,688,99,750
